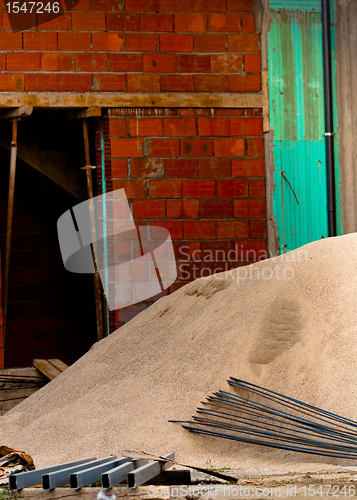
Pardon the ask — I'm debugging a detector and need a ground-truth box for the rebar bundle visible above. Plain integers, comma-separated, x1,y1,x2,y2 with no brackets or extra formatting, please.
172,378,357,459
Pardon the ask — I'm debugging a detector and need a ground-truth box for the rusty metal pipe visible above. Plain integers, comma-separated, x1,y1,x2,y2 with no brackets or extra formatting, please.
3,119,19,343
82,119,104,342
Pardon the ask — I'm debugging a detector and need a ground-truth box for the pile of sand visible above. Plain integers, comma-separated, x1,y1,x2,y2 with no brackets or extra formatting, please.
2,234,357,472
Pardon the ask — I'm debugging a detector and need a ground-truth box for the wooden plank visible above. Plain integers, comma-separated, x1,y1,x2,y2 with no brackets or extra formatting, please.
0,93,263,109
0,105,33,119
33,359,62,380
67,107,102,119
47,359,69,373
262,70,270,133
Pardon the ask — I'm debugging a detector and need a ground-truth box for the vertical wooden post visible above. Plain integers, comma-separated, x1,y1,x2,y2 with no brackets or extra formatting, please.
82,119,104,342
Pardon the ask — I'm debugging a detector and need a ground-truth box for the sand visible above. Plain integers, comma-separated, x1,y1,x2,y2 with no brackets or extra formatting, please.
2,233,357,473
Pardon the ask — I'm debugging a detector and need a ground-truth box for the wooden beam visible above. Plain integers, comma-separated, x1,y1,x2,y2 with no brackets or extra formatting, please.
0,93,263,108
0,105,33,119
33,359,62,380
67,107,102,119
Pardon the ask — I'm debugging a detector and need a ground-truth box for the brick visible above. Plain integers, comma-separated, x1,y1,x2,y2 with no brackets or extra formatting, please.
198,159,231,177
217,179,248,198
179,108,211,116
232,158,265,177
164,117,197,137
25,74,58,91
129,117,163,137
148,138,180,157
183,180,215,198
192,0,225,11
194,34,226,52
59,74,92,91
92,33,125,51
125,0,158,10
235,240,267,260
133,200,166,219
200,240,234,258
41,53,73,71
93,74,126,91
8,318,41,335
112,179,146,198
0,54,5,71
159,0,192,11
149,180,182,198
177,54,210,73
167,200,199,218
231,117,263,136
37,13,71,30
76,53,107,72
107,13,140,31
228,33,260,52
128,74,160,92
181,138,214,157
108,159,128,177
215,109,245,116
214,138,245,157
250,220,267,239
141,13,174,31
24,32,57,51
164,159,198,177
183,221,215,240
227,0,253,11
175,13,206,32
131,158,164,177
72,12,105,30
217,221,249,239
127,33,159,51
241,13,255,31
104,118,127,137
200,200,233,219
7,53,40,71
194,74,228,92
161,33,193,52
198,117,231,136
209,13,242,32
249,179,265,197
161,75,194,91
58,33,91,51
150,220,183,239
245,53,261,72
173,240,200,259
0,73,24,91
110,54,142,72
247,138,264,157
211,54,243,73
68,0,90,9
110,138,145,157
229,74,261,92
91,0,124,10
234,199,265,218
24,267,56,283
143,53,176,73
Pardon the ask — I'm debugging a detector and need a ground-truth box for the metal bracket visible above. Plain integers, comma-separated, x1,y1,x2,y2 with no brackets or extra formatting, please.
80,166,97,170
324,132,335,136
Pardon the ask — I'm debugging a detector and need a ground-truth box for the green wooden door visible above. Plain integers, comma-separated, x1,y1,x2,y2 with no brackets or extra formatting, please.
268,0,341,253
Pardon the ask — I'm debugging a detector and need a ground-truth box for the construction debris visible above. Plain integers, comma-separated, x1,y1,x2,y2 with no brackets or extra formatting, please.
1,234,357,473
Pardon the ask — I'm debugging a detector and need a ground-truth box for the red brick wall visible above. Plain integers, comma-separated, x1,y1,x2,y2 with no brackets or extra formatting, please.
0,0,261,92
95,107,266,331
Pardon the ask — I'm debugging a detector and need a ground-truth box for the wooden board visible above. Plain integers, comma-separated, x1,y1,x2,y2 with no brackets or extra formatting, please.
47,359,69,373
33,360,62,381
0,92,263,109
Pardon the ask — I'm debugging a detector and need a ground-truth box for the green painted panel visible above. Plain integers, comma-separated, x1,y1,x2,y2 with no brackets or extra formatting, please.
268,1,340,253
272,141,328,253
268,11,325,141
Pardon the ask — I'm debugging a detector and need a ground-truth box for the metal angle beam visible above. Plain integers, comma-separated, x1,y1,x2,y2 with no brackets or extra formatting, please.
127,452,175,489
102,459,148,489
10,457,97,491
70,458,129,489
42,456,116,490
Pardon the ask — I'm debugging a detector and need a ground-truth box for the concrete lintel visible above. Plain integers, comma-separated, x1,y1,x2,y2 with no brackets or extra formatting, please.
0,92,263,109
